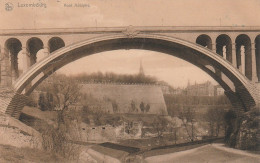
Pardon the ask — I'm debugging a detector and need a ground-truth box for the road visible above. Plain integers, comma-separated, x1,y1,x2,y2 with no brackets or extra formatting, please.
145,144,260,163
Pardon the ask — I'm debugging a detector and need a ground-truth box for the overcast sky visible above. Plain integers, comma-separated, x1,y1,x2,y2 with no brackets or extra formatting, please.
1,0,259,87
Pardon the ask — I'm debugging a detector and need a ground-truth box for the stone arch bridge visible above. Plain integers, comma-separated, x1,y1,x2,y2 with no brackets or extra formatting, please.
0,26,259,119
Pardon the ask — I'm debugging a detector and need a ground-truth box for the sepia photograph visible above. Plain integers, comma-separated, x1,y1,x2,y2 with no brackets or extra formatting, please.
0,0,259,162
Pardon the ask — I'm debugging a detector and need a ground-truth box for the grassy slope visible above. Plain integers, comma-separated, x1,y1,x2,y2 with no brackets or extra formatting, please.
0,144,66,163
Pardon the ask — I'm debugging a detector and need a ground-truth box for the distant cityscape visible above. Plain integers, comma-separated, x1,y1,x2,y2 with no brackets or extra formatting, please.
161,81,224,96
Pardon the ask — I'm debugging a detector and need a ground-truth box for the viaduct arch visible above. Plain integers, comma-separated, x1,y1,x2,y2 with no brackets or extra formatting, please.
0,27,259,119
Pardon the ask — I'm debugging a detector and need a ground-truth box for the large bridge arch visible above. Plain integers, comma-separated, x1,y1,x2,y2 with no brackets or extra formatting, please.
3,33,259,118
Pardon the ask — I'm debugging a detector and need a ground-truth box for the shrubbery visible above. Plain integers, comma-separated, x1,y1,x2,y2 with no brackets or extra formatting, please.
74,71,158,84
224,106,260,150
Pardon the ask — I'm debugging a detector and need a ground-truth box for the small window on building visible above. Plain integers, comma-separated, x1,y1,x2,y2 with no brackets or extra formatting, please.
92,127,95,130
102,127,105,130
82,128,85,130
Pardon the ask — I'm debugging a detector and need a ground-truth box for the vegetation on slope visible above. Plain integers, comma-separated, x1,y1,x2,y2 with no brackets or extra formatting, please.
73,72,158,84
0,144,66,163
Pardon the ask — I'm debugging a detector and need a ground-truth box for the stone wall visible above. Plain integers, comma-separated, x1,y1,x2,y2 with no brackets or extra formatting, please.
78,123,117,143
80,83,168,115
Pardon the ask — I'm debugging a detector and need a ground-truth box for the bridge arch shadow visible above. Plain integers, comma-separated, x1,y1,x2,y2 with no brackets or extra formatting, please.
6,34,258,118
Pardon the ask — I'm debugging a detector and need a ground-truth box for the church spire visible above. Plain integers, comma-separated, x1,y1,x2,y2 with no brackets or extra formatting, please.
139,60,145,76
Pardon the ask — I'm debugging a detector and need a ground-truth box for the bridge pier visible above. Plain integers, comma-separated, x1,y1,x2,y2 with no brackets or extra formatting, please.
43,46,50,57
232,43,237,67
251,43,259,82
0,88,29,119
22,46,30,72
224,91,245,113
253,83,260,107
0,47,12,87
224,88,258,113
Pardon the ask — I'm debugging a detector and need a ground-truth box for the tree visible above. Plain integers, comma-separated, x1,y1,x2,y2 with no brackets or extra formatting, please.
223,106,260,150
112,100,118,113
178,106,196,142
41,74,81,127
38,93,46,111
130,100,138,113
169,120,179,144
140,101,145,113
74,72,158,84
38,75,82,160
145,104,150,113
152,117,168,142
45,92,54,111
204,107,226,137
236,106,259,150
92,107,103,125
224,109,237,146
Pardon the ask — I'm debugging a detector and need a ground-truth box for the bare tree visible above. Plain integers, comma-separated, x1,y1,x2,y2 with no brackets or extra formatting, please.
169,120,179,144
91,106,104,125
38,74,82,160
145,104,150,113
38,93,46,111
140,101,145,113
152,117,168,143
130,100,138,113
178,106,196,142
44,75,81,127
204,107,225,137
112,100,119,113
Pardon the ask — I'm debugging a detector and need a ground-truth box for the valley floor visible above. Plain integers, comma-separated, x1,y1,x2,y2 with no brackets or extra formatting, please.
1,143,259,163
145,143,260,163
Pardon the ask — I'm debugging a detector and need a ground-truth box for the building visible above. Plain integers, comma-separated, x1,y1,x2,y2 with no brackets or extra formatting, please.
185,81,215,96
76,120,143,143
172,87,184,95
160,84,171,94
184,81,225,96
214,85,225,96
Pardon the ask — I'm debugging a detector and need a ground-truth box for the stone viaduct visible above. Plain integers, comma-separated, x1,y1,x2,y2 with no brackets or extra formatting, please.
0,26,259,119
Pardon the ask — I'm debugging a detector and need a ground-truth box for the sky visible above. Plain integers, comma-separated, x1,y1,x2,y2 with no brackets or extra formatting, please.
1,0,260,87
